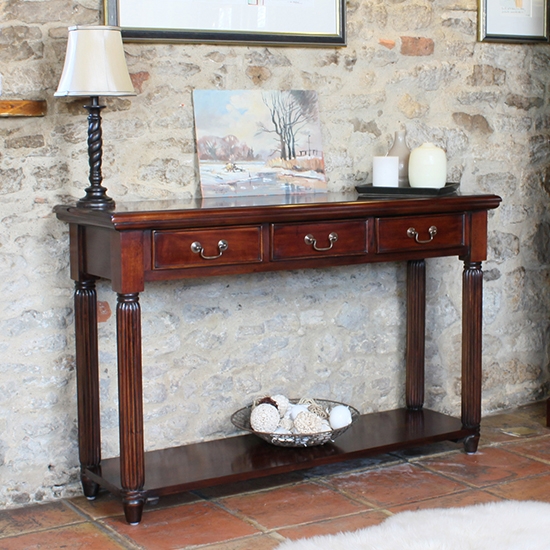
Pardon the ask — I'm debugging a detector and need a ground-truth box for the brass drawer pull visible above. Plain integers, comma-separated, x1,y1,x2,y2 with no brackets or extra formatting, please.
407,225,437,244
304,232,338,251
190,239,229,260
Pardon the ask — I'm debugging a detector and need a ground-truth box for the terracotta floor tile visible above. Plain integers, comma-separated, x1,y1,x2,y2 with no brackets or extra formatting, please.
0,523,127,550
501,435,550,464
479,411,550,446
199,534,283,550
389,488,503,514
486,472,550,502
421,446,549,487
276,510,388,541
103,501,259,549
68,493,129,521
70,490,200,520
221,482,370,530
0,501,83,537
326,463,467,507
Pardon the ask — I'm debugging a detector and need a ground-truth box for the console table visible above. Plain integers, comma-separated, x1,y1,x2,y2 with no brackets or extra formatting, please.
55,192,501,524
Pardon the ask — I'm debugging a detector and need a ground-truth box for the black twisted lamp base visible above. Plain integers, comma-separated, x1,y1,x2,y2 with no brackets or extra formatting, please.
77,96,115,210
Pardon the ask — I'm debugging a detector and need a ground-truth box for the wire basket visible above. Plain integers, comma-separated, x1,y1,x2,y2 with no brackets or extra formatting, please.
231,398,359,447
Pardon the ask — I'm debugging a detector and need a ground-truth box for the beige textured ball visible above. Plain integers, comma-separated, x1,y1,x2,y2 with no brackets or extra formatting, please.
293,410,326,434
250,403,280,433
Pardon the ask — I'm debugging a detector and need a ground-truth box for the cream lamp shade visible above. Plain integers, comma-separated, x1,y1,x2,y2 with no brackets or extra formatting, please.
55,25,135,97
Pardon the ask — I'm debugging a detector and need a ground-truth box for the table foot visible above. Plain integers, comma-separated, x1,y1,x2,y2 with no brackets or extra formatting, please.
81,472,100,500
463,433,480,454
122,491,146,525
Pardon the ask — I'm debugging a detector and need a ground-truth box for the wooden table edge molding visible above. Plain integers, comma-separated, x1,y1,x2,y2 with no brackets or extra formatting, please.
54,191,502,524
0,99,47,117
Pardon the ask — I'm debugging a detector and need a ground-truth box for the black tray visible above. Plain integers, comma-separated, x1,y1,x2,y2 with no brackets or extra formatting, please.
355,182,459,198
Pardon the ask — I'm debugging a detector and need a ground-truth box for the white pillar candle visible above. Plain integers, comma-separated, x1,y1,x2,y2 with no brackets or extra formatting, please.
372,156,399,187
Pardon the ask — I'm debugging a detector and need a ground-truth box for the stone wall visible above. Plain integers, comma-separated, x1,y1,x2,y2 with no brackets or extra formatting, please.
0,0,549,508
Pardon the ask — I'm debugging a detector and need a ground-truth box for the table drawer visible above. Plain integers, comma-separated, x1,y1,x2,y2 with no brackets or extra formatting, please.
271,221,367,260
376,214,465,253
153,226,262,269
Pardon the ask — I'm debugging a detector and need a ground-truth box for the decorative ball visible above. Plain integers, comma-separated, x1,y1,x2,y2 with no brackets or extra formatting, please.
250,403,280,432
289,404,309,420
271,394,290,417
279,417,293,431
329,405,352,429
293,410,326,434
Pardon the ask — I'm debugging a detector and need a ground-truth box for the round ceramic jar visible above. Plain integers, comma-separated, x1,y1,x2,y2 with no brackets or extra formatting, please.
408,143,447,188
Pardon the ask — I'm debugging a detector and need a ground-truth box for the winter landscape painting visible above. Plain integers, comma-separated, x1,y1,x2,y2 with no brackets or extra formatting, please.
193,90,326,198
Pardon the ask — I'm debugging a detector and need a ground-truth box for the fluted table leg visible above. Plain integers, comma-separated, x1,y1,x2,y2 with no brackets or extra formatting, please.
74,278,101,499
406,260,426,410
462,261,483,453
117,293,146,525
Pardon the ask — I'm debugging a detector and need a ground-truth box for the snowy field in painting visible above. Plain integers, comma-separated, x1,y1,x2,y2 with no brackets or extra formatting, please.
199,161,326,197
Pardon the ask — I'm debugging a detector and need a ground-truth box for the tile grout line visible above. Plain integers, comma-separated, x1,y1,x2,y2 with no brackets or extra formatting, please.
62,500,146,550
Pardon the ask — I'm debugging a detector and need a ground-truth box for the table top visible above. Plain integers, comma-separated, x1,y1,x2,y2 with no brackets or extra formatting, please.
54,191,502,231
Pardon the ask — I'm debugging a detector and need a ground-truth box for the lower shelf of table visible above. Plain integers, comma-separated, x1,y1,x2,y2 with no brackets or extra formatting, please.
87,408,475,498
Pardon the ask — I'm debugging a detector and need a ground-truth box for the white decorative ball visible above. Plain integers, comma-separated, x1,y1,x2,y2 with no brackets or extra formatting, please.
290,404,309,420
329,405,352,429
250,403,280,432
271,394,290,417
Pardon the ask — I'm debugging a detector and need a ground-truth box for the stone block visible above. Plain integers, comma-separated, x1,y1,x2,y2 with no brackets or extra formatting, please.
400,36,435,56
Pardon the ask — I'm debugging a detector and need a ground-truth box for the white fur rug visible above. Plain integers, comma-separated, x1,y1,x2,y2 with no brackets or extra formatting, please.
275,500,550,550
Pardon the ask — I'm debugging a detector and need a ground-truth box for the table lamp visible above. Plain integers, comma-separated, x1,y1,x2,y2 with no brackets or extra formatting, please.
55,26,135,210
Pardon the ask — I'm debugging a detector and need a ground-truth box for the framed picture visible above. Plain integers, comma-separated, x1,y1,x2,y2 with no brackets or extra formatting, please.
478,0,549,42
104,0,346,46
193,89,327,198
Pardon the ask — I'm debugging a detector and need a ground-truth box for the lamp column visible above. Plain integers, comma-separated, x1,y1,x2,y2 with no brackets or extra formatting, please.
78,96,115,210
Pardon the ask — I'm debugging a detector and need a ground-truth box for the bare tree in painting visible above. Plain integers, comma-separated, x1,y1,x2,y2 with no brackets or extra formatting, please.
259,92,288,160
199,135,221,159
258,91,318,161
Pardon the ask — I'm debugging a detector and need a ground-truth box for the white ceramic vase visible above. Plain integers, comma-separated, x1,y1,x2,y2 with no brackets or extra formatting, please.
408,143,447,189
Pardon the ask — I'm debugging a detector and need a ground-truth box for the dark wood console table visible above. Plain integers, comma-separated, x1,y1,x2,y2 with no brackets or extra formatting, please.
55,192,501,524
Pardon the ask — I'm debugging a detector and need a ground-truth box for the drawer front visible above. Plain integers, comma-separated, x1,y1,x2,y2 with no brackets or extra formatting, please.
271,221,367,260
153,226,262,269
376,214,465,253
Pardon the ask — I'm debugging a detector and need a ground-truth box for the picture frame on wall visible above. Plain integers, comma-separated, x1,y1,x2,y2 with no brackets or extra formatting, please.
104,0,346,46
478,0,549,42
